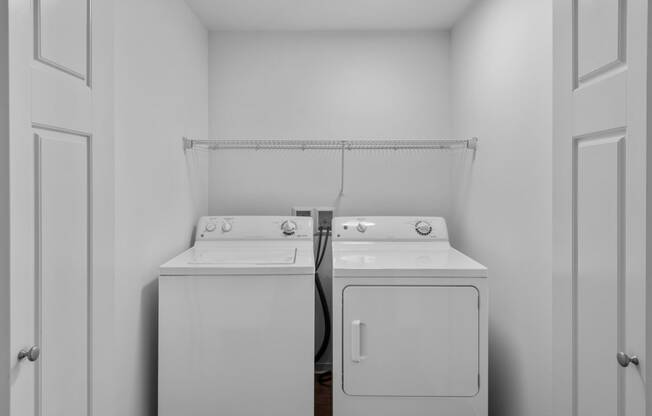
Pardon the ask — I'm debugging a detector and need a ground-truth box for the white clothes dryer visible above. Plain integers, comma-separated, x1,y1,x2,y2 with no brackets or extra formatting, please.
332,216,488,416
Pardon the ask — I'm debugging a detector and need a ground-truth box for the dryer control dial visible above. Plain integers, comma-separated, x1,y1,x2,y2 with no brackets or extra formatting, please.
281,220,297,236
221,222,232,233
356,222,368,233
205,223,217,232
415,221,432,236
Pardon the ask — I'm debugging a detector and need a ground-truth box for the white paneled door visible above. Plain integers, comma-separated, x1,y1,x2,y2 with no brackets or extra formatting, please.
8,1,113,416
554,1,648,416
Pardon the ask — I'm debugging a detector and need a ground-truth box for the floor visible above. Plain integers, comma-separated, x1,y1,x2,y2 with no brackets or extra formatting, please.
315,374,332,416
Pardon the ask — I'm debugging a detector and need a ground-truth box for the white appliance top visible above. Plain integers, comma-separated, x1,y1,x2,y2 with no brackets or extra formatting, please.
160,216,315,276
332,216,487,278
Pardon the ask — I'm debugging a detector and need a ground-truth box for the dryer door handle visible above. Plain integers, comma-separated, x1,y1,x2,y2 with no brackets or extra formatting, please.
351,320,363,363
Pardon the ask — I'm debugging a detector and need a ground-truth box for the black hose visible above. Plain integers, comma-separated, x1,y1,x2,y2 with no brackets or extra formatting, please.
314,227,331,363
315,227,323,260
316,226,329,270
314,272,331,362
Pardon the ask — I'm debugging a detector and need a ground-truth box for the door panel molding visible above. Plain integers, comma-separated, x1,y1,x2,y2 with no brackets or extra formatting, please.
573,0,627,87
33,0,92,84
34,127,92,416
572,130,626,416
32,122,92,139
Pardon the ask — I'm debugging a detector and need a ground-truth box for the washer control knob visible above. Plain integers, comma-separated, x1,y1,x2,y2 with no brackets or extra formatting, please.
356,222,368,233
415,221,432,236
205,223,217,232
281,220,297,236
221,222,232,233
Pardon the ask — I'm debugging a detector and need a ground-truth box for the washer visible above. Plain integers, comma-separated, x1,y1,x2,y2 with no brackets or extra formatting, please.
158,216,314,416
332,216,488,416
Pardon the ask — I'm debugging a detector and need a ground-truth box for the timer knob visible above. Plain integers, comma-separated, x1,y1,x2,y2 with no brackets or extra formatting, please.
356,222,368,233
415,221,432,236
281,220,297,236
221,222,232,233
205,223,217,232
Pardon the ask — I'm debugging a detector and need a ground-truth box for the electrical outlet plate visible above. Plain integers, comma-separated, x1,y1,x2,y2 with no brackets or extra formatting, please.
291,207,333,233
316,207,334,230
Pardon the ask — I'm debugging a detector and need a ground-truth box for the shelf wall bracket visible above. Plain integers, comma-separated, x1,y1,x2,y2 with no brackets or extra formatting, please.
467,137,479,161
182,137,193,152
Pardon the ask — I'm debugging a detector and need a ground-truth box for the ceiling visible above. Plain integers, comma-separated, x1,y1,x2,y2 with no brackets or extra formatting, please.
185,0,480,31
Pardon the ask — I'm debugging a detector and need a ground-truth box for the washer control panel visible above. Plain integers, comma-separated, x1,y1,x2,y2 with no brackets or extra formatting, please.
196,216,313,241
334,217,448,241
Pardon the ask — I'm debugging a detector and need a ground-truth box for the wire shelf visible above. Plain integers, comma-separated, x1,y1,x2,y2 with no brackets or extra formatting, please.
182,137,478,152
182,137,478,195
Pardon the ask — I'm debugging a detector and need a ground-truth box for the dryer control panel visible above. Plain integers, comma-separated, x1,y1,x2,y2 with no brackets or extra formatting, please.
196,216,314,241
333,216,449,241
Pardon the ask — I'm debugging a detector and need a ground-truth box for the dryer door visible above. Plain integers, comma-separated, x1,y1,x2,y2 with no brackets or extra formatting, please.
342,285,479,397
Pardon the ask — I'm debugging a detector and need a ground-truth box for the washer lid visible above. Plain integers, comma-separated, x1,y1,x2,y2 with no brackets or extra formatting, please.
332,243,487,278
160,242,314,276
189,248,297,265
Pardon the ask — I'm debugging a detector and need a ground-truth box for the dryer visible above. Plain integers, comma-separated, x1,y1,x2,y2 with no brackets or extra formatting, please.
332,216,488,416
158,216,314,416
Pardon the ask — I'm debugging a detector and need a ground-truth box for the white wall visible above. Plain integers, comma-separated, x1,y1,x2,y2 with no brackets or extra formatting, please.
207,31,454,217
207,30,455,363
114,0,208,414
0,2,9,414
450,1,552,416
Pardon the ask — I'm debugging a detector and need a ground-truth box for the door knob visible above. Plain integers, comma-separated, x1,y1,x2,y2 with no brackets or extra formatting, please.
617,352,639,367
18,345,41,362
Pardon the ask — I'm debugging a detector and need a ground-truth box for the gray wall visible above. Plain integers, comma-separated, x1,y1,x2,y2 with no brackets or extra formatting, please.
113,0,208,414
450,0,553,415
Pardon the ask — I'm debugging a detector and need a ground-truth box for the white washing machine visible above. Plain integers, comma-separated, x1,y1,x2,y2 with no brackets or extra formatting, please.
332,216,488,416
158,216,314,416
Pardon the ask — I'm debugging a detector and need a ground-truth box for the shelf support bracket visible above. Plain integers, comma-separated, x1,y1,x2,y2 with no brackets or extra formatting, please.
182,137,193,152
467,137,478,160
